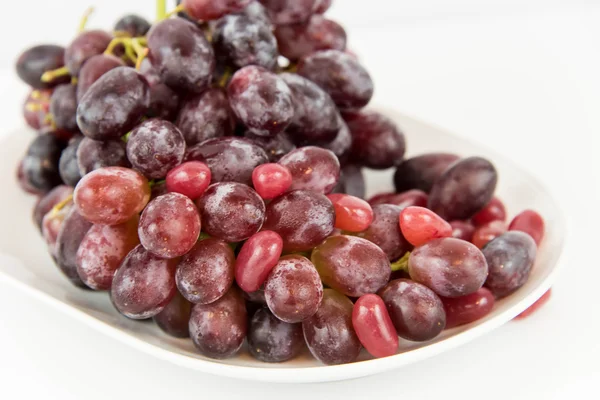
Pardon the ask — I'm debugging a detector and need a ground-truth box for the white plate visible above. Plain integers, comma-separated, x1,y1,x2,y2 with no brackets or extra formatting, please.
0,109,565,383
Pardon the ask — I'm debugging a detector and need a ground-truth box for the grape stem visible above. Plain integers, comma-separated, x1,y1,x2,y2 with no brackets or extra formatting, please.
165,4,186,18
156,0,167,20
217,68,232,88
50,194,73,217
78,7,95,33
40,66,70,83
30,90,42,100
390,252,411,272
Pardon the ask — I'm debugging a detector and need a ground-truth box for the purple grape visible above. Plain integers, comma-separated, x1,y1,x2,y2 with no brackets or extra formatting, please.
244,288,267,305
275,15,346,61
153,291,192,338
322,115,352,163
483,231,537,298
16,44,68,89
114,14,151,37
147,83,180,121
183,0,253,21
298,50,373,110
76,137,130,175
312,235,391,297
227,66,294,137
196,182,265,242
409,237,489,298
185,137,268,185
59,135,83,187
138,193,201,259
245,131,296,162
264,255,323,323
189,287,247,359
394,153,460,193
55,206,93,287
126,119,186,179
33,185,73,231
302,289,362,365
176,238,235,304
22,134,65,193
50,84,78,132
236,2,272,27
278,146,340,194
428,157,498,221
379,279,446,341
280,73,340,144
248,307,304,363
42,198,72,258
76,54,125,101
111,245,177,319
262,190,335,252
175,88,235,146
76,67,150,141
147,18,215,93
64,30,112,75
314,0,332,13
332,164,365,198
344,110,406,169
259,0,317,24
357,204,412,261
213,14,278,70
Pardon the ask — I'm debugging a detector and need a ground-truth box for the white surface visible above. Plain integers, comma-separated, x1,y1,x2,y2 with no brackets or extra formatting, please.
0,110,566,382
0,0,599,398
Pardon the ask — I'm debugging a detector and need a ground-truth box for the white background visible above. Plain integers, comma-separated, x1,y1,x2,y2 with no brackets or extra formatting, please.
1,1,599,399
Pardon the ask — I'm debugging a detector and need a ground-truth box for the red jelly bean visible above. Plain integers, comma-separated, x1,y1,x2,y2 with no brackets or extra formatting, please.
442,287,495,329
327,193,373,232
509,209,545,246
352,294,399,358
399,206,452,247
472,197,507,226
252,163,292,200
235,230,283,293
166,161,211,200
471,220,506,249
514,289,551,320
449,220,476,241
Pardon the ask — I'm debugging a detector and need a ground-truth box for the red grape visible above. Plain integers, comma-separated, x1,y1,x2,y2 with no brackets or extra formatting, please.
176,238,235,304
344,110,406,169
252,163,292,200
302,289,362,365
77,137,131,175
394,153,460,193
313,0,332,14
111,245,177,319
442,287,494,329
508,209,545,246
264,255,323,323
450,220,476,241
189,287,247,359
245,131,296,162
259,0,317,25
153,291,192,338
326,193,373,232
379,279,446,341
42,198,73,258
235,230,283,292
138,193,201,259
472,220,507,249
248,307,304,363
312,235,390,297
369,189,428,209
196,182,265,242
357,204,412,261
166,161,211,200
278,146,340,194
262,190,335,252
275,15,346,61
352,294,398,358
399,206,452,247
16,44,68,89
298,50,373,110
76,54,125,101
227,66,294,136
514,289,551,320
33,185,73,231
23,89,52,130
74,167,150,225
483,231,537,298
472,197,507,226
183,0,253,20
126,119,186,179
409,237,488,298
428,157,498,221
64,30,112,75
76,216,140,290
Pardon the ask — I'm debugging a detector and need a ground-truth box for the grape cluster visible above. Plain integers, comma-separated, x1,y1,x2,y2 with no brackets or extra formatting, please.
15,0,547,365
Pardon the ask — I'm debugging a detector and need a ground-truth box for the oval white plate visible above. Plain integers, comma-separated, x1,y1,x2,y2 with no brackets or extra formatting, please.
0,109,565,383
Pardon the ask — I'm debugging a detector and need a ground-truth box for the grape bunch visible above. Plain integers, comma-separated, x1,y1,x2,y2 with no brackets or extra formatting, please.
15,0,548,365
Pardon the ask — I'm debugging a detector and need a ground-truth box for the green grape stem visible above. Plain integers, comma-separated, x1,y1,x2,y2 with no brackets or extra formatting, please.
390,252,411,272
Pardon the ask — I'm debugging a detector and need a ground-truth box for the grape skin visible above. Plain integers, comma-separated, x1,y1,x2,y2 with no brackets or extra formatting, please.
111,245,178,319
183,0,253,21
442,287,494,329
248,307,304,363
275,15,346,61
278,146,340,194
55,206,93,288
259,0,317,25
357,204,412,262
22,134,65,193
33,185,73,231
76,137,130,175
235,230,283,293
332,164,365,198
59,136,83,187
16,44,69,89
77,54,125,101
50,84,78,132
394,153,460,193
153,292,192,338
64,30,112,76
245,131,296,162
114,14,151,37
